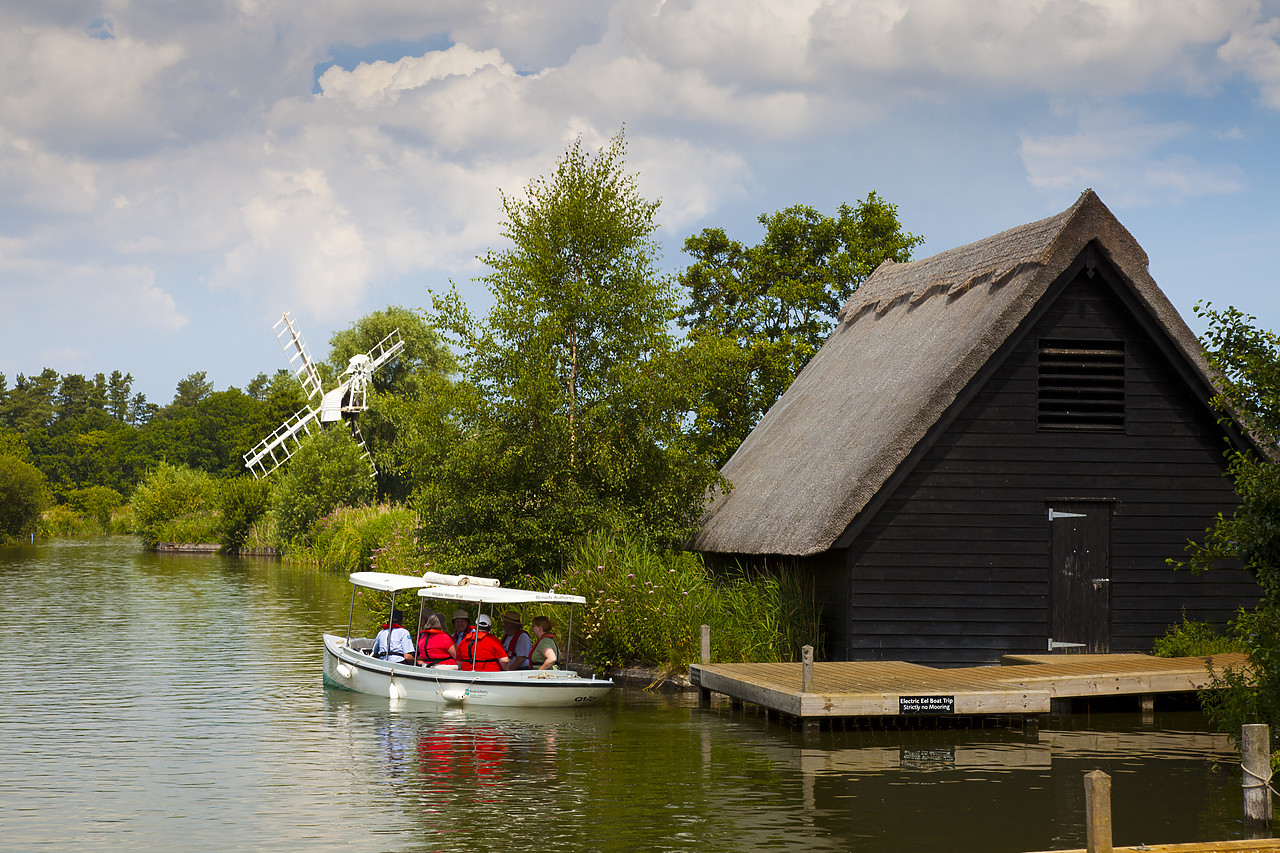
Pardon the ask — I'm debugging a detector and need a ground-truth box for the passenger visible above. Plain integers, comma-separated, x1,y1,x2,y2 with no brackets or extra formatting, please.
529,616,560,670
500,610,532,670
372,608,416,664
451,609,471,646
456,613,510,672
416,612,459,669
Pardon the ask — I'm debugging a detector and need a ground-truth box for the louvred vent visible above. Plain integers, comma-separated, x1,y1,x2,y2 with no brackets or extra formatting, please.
1037,339,1125,431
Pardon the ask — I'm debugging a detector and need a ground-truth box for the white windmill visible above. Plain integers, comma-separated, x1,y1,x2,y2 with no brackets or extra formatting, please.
243,310,405,478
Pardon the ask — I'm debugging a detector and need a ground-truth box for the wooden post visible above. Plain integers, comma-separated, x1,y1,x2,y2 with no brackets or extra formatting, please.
802,645,814,693
700,624,711,665
1243,723,1273,835
1084,769,1112,853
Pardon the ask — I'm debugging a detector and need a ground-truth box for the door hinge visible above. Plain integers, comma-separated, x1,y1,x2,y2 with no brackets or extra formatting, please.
1049,509,1088,521
1048,638,1087,651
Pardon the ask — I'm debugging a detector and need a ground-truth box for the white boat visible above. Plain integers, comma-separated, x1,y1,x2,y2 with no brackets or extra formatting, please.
322,570,614,707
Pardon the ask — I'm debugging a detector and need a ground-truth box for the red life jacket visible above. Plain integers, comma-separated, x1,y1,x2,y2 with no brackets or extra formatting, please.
417,629,456,666
531,634,558,668
502,629,531,667
457,628,506,672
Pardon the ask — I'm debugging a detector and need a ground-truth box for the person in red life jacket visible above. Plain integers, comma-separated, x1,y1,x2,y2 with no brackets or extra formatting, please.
372,608,416,664
499,610,532,670
529,615,560,670
456,613,510,672
416,612,459,669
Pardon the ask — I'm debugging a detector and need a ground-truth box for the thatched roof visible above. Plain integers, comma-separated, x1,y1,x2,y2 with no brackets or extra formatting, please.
690,190,1228,557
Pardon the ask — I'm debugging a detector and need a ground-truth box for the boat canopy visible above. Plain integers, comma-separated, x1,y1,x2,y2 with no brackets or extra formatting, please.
418,585,587,607
348,572,431,593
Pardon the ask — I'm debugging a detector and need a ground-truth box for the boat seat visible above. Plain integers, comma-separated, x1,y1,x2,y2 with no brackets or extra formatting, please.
348,638,375,654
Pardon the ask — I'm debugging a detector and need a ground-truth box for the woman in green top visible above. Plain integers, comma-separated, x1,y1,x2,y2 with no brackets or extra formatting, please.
529,616,560,670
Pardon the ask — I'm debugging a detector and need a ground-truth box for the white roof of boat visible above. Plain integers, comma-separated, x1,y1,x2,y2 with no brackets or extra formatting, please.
348,572,431,592
418,584,587,606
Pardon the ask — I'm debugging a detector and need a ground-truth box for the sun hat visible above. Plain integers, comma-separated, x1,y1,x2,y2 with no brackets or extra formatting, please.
501,610,522,624
452,609,469,621
476,614,493,629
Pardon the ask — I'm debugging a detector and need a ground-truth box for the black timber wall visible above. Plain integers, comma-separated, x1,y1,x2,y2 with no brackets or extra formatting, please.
832,261,1260,666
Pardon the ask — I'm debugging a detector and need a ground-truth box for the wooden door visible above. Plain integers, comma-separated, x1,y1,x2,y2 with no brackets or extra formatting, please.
1048,501,1113,654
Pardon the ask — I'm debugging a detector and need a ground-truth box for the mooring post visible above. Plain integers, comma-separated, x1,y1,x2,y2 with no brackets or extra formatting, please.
1243,723,1273,835
802,645,814,693
698,624,713,706
1084,769,1112,853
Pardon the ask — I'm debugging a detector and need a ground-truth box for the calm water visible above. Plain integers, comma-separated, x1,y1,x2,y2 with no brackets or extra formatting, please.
0,537,1260,852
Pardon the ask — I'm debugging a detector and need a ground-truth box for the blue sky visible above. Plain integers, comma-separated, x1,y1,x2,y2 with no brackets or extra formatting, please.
2,0,1279,405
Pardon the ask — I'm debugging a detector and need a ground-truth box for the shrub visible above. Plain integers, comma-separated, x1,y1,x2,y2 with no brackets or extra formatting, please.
131,463,220,547
0,454,50,544
269,427,375,547
218,477,272,551
533,529,821,670
66,485,124,530
38,504,97,539
1152,612,1247,657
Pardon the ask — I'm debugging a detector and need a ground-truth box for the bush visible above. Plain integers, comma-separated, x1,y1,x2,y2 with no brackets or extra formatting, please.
532,529,821,670
1152,613,1247,657
38,504,97,539
131,463,220,547
269,427,375,547
66,485,124,530
218,477,272,551
0,454,50,544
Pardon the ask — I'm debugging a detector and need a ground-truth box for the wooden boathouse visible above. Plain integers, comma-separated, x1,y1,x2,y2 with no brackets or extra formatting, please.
691,191,1266,666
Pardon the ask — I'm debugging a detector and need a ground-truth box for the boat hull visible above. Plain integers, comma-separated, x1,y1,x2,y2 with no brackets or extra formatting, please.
322,634,614,707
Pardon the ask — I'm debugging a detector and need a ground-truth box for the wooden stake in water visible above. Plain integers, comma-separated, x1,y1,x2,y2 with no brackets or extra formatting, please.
1084,769,1112,853
1243,723,1273,835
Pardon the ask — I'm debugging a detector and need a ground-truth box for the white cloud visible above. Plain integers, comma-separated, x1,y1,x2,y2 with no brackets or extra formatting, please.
0,25,185,149
1019,111,1243,205
1219,17,1280,108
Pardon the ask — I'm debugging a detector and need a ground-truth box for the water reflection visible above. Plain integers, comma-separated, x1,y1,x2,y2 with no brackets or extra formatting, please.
0,538,1259,853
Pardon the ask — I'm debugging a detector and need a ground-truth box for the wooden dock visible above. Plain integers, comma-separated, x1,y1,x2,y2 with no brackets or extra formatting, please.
688,652,1247,719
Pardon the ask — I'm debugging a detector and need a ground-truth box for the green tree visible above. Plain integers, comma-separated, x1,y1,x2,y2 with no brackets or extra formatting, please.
0,454,50,544
427,130,720,579
1,368,60,432
1179,302,1280,753
327,305,456,396
678,195,923,465
106,371,133,422
269,426,374,547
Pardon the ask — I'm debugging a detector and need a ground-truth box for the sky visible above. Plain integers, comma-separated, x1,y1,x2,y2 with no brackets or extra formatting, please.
3,0,1280,406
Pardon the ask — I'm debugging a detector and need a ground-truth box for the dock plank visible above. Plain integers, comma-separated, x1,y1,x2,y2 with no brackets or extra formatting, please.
689,653,1249,719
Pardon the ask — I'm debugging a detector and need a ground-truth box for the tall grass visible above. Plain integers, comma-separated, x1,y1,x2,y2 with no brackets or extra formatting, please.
287,504,421,574
532,529,822,670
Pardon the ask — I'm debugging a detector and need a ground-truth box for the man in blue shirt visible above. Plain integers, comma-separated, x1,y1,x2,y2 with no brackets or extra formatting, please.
372,608,416,663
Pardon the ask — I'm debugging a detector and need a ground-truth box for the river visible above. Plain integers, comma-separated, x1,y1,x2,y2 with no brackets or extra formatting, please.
0,537,1260,852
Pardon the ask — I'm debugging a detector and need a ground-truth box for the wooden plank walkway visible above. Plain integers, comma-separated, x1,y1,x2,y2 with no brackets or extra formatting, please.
1027,841,1280,853
688,652,1248,719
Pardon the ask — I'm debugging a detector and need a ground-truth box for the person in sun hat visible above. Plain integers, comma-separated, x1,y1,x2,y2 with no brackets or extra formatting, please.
451,609,471,646
457,613,510,672
499,610,532,670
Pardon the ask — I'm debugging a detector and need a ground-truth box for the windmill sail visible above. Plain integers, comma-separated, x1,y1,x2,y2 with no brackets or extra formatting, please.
245,312,403,479
274,311,323,403
243,406,321,478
